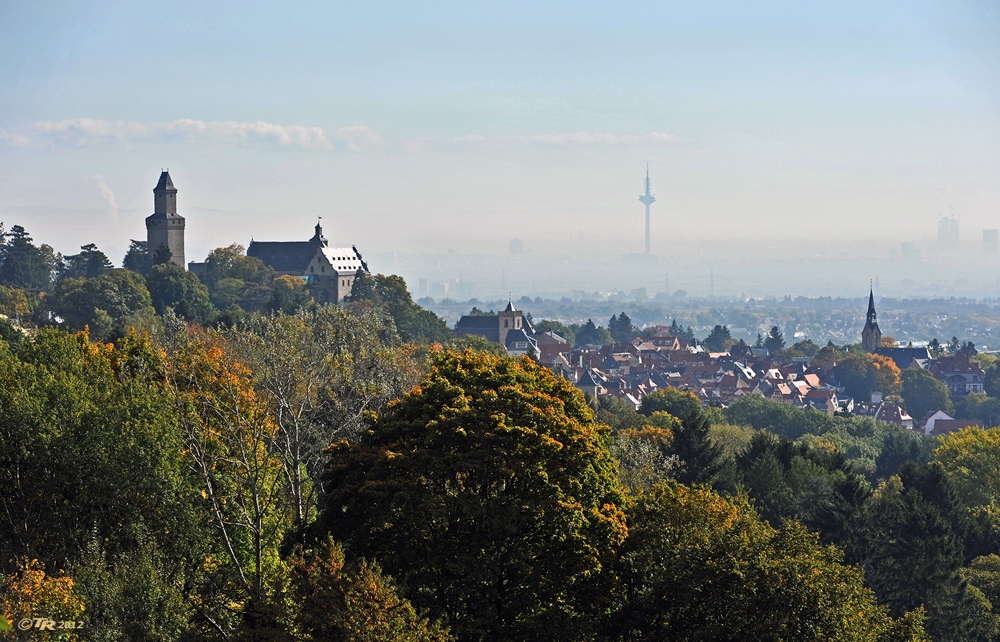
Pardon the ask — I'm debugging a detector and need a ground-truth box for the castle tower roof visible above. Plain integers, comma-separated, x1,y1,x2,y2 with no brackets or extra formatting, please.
867,288,876,320
503,300,516,312
154,171,176,193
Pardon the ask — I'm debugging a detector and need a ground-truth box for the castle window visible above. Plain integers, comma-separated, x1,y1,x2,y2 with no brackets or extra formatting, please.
310,266,314,273
321,266,325,273
504,320,509,328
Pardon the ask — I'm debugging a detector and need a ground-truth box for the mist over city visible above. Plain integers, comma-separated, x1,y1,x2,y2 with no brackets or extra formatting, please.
5,3,1000,642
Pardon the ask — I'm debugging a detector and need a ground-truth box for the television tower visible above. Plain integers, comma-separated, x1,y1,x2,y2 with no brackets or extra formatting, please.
639,165,656,255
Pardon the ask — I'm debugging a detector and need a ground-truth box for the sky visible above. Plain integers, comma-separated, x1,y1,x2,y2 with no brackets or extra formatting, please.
1,0,999,296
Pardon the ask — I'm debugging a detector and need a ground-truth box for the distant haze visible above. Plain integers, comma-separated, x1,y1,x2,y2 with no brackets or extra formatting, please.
2,1,999,298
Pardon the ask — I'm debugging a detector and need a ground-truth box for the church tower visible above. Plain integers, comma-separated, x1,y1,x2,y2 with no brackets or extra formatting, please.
145,170,185,268
498,300,523,346
861,288,882,353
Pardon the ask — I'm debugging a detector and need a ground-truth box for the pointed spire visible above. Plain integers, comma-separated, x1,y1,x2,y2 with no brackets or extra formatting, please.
867,286,877,322
310,217,328,247
154,170,175,192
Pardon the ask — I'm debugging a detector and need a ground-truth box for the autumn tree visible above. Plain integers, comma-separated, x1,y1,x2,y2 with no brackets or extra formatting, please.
933,427,1000,509
0,559,85,642
160,323,291,621
318,349,627,642
226,306,418,525
270,537,452,642
639,386,701,419
612,415,677,492
836,353,901,401
609,482,928,642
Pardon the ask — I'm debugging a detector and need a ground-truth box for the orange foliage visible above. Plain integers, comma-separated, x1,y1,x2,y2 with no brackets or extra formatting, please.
0,559,85,641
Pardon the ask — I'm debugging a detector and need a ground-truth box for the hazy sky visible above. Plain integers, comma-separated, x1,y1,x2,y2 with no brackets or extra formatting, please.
2,1,999,266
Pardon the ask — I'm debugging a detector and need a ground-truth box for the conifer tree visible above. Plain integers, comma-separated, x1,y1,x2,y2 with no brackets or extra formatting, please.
669,407,725,487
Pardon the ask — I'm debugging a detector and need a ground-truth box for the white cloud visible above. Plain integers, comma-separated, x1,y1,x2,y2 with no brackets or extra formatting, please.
32,118,382,151
0,129,31,147
451,131,683,146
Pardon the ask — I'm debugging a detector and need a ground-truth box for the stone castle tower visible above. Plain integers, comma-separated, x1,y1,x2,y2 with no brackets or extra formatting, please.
145,170,185,267
861,288,882,353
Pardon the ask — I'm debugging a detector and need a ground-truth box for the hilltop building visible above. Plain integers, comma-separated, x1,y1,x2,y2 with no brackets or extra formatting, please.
146,170,185,267
455,301,538,355
861,288,881,353
247,220,369,303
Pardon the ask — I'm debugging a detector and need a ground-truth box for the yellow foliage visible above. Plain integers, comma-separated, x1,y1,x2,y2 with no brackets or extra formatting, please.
934,426,1000,509
0,559,85,641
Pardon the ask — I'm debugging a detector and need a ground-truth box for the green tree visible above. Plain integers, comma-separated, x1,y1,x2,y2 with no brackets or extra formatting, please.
1,225,57,289
901,367,954,420
610,482,929,642
45,269,155,341
349,273,452,344
955,392,1000,428
201,244,273,288
146,262,215,322
763,325,785,352
0,255,25,288
701,324,733,352
151,243,173,266
122,239,154,275
608,312,639,344
667,407,727,487
59,243,113,280
573,318,612,347
0,329,209,639
837,352,879,401
318,349,627,642
534,319,574,346
864,465,992,642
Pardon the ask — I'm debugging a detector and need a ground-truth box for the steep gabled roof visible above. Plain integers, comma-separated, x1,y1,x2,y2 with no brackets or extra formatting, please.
247,241,317,272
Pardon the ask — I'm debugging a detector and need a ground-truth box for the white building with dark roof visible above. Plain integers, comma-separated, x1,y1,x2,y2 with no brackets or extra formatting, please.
247,221,368,303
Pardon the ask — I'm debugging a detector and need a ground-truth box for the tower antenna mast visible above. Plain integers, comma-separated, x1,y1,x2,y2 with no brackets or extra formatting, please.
638,164,656,255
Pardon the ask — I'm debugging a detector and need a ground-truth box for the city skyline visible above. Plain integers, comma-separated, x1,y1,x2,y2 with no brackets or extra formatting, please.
1,1,999,297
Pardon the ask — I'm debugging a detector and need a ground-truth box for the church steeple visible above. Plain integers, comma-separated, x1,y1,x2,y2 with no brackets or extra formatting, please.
862,286,882,353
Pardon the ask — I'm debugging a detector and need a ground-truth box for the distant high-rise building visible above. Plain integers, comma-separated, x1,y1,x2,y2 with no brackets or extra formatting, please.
509,238,524,255
984,229,998,254
146,170,186,268
938,215,959,248
901,242,920,262
638,165,656,255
